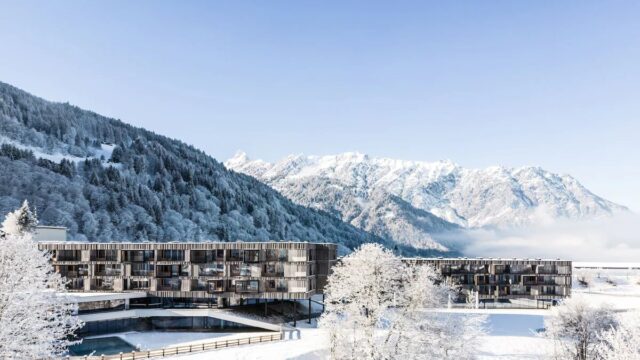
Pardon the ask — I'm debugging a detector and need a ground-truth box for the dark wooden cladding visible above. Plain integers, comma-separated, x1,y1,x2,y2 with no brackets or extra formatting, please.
407,257,572,301
39,241,337,301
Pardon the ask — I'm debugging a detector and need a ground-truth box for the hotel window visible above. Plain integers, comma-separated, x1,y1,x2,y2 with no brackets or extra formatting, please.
227,250,243,261
243,250,260,263
158,249,184,261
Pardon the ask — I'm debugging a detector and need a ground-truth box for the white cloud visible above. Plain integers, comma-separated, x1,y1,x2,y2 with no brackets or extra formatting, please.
451,213,640,262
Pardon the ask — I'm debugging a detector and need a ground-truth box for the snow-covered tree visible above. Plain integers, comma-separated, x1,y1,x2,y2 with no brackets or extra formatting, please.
595,313,640,360
1,199,38,236
319,244,486,360
0,206,82,358
575,270,593,288
319,243,405,359
545,296,618,360
386,264,486,359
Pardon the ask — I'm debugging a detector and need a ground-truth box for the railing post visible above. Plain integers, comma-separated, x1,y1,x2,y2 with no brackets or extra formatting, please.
162,349,164,357
202,343,205,351
132,351,135,360
120,352,123,360
189,345,192,353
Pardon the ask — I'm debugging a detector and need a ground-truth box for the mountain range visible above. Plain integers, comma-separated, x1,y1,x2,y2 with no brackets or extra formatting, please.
0,81,626,255
226,151,627,251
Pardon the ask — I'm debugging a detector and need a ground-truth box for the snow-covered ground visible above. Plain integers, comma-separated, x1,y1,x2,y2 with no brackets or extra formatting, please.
165,313,550,360
162,265,640,359
573,262,640,310
0,136,116,164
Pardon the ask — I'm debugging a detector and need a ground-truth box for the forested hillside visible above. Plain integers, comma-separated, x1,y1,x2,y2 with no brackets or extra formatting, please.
0,82,407,253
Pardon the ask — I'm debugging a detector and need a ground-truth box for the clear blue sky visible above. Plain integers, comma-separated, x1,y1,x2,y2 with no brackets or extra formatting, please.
0,1,638,210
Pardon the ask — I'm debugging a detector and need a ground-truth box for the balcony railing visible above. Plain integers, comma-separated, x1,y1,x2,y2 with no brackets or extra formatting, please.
157,285,181,291
266,286,288,292
91,283,114,291
157,281,181,291
131,269,154,277
156,271,180,278
56,255,82,262
95,268,122,277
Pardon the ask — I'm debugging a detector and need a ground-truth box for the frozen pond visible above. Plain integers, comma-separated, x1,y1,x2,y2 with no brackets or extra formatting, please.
68,336,137,356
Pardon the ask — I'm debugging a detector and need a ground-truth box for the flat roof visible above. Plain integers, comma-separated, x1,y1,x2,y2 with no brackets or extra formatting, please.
38,240,336,245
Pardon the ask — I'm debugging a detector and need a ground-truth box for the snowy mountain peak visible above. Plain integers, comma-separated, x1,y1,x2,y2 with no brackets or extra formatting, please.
226,152,627,251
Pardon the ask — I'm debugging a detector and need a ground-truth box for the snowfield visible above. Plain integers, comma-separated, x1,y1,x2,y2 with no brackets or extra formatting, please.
166,313,551,360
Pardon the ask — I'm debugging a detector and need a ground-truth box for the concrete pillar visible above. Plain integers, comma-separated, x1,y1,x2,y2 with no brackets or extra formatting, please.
81,250,90,262
113,278,123,292
181,279,191,292
125,298,130,310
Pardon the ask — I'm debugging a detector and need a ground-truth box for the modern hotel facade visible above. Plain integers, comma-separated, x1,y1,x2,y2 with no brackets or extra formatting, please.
409,258,572,302
38,231,569,310
38,241,337,308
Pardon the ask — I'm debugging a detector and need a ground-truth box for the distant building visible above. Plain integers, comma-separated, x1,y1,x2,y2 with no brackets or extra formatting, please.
406,258,572,305
34,226,67,242
38,241,337,311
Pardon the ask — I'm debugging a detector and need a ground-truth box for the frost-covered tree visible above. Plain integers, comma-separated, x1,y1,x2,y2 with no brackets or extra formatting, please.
319,243,404,359
1,200,38,236
0,206,82,358
595,313,640,360
545,296,618,360
385,264,486,359
319,244,486,360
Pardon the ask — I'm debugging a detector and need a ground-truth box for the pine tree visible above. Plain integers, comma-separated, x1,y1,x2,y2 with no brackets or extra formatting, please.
1,200,38,236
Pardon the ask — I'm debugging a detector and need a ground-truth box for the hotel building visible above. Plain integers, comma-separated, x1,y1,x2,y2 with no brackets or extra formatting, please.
38,241,337,310
409,257,572,303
